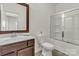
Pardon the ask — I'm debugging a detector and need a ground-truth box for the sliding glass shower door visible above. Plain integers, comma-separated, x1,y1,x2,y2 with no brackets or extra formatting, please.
50,8,79,45
64,8,79,45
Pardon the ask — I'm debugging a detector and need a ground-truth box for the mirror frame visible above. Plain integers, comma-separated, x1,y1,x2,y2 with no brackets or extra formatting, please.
0,3,29,34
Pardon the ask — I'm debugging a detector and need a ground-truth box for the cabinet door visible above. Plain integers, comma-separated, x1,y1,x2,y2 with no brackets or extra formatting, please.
18,47,34,56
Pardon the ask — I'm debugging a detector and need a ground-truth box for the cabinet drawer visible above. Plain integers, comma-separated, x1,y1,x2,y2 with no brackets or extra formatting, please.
1,41,27,55
3,52,16,56
27,39,34,46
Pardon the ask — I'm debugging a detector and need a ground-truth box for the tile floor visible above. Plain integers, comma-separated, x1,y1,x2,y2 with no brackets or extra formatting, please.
35,49,68,56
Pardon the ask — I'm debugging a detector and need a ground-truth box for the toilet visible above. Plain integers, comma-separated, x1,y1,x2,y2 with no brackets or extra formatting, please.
36,32,54,56
41,42,54,56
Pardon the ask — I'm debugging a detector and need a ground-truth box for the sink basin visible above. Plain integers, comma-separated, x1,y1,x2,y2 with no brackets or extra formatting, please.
16,35,29,39
0,35,34,44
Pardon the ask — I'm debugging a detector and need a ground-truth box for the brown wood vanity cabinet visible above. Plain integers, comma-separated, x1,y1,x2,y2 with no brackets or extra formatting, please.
0,39,35,56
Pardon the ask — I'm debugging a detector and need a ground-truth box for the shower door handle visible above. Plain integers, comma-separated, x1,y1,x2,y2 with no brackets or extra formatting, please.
62,31,64,40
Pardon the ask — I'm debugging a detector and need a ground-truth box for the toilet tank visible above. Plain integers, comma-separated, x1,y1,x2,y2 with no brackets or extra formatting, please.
37,36,45,44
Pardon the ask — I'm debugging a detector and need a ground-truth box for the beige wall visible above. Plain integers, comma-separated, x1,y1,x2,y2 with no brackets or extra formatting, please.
29,3,56,53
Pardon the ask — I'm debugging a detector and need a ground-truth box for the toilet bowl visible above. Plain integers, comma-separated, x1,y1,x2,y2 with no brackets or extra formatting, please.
41,42,54,56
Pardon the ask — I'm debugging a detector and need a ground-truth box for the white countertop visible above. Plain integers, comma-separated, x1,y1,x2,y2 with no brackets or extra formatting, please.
0,36,35,45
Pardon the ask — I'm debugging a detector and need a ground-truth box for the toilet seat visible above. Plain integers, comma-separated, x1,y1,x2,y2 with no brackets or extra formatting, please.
41,42,54,50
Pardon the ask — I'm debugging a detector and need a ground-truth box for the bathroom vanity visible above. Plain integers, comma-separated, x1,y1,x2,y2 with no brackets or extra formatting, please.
0,3,34,56
0,36,35,56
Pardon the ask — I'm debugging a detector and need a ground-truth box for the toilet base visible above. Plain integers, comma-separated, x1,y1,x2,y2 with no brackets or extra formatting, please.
42,48,52,56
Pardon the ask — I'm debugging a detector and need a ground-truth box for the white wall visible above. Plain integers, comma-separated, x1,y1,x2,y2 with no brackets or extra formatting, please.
55,3,79,13
51,3,79,56
29,3,56,53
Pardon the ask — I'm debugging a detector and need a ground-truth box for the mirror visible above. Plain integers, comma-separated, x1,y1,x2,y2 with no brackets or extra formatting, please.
0,3,29,33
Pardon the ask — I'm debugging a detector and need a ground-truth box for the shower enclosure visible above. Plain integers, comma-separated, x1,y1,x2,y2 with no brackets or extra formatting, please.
50,7,79,46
